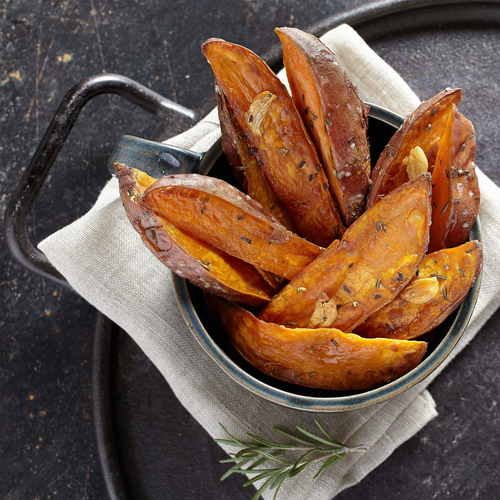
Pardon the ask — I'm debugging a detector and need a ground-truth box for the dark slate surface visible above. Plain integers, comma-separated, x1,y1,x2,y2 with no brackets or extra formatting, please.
1,1,500,499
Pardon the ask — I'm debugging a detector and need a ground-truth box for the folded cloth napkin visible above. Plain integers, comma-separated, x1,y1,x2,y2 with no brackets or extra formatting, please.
39,24,500,500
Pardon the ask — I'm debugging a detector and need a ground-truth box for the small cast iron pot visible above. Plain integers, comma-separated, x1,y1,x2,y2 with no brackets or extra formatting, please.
5,74,481,412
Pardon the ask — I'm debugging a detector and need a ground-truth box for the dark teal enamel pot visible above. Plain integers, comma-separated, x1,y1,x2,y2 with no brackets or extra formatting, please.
111,103,482,412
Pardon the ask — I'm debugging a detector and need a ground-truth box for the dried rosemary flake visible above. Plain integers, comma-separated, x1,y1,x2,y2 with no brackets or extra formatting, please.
248,115,253,122
241,237,252,244
313,115,318,120
376,221,382,231
323,183,328,190
398,272,404,281
201,207,206,214
440,199,450,215
197,260,211,271
304,107,309,115
302,94,305,101
237,215,245,220
349,262,353,268
310,120,314,128
416,269,420,277
385,324,395,332
434,259,438,264
269,200,278,210
343,285,351,294
316,165,321,172
466,243,479,253
330,339,338,347
324,117,330,125
430,106,438,116
444,264,450,270
308,372,317,377
284,322,299,326
376,277,381,288
298,161,306,169
297,287,307,293
278,148,289,156
431,274,447,280
336,304,342,310
236,165,248,171
375,294,382,299
309,174,313,181
459,268,467,277
443,288,448,300
257,159,263,166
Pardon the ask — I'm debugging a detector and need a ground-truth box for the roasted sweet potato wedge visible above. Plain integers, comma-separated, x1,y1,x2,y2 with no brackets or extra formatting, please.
367,88,462,209
202,38,344,247
429,105,479,252
141,173,322,280
354,241,482,339
259,174,432,331
207,294,427,391
115,164,274,306
215,81,297,233
277,27,371,226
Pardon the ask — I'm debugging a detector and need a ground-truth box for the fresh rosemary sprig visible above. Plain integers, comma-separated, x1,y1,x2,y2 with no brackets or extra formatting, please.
215,420,366,500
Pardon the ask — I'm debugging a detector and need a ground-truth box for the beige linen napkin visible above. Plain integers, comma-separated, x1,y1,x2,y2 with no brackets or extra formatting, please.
39,24,500,500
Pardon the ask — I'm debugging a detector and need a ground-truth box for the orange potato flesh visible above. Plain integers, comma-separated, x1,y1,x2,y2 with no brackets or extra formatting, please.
202,38,344,247
368,88,462,209
115,164,274,306
277,27,371,227
429,105,479,253
259,174,432,331
207,294,427,391
141,174,322,280
215,81,297,233
354,242,482,339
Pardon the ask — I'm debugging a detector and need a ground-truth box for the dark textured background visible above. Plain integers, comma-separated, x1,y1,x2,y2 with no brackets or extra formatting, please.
2,1,500,499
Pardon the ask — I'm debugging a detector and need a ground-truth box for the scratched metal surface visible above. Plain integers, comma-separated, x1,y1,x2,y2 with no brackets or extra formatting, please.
1,1,500,499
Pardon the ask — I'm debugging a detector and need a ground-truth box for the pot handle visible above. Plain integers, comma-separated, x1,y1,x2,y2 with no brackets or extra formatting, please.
4,74,198,291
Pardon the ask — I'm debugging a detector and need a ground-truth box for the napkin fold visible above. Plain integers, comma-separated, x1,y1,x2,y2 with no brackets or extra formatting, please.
39,24,500,500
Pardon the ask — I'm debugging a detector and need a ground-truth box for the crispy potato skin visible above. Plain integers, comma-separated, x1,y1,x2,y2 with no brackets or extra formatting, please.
207,294,427,391
277,27,371,226
115,164,274,306
202,38,344,247
368,88,462,209
429,105,479,252
259,174,432,331
355,242,482,339
141,173,322,280
215,81,297,232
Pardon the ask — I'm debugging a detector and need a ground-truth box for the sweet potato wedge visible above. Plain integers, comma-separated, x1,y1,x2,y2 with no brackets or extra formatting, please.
367,88,462,209
207,294,427,391
354,241,482,339
202,38,344,247
429,105,479,252
215,81,297,232
141,173,322,280
277,27,371,226
259,174,432,331
115,164,274,306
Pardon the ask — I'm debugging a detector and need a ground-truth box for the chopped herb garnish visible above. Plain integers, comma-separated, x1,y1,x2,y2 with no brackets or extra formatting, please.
284,322,299,326
316,165,321,172
237,215,245,220
376,221,382,231
309,174,313,181
309,372,317,377
236,165,248,171
324,117,330,125
385,324,395,332
298,161,305,169
376,277,381,288
197,259,211,271
323,183,328,190
440,199,450,215
398,272,404,281
302,94,305,101
201,207,206,214
269,200,278,209
466,243,478,253
248,115,253,122
304,107,309,115
343,285,351,294
278,148,289,156
349,262,353,268
310,120,314,128
431,274,447,280
430,106,438,116
330,339,338,347
241,237,252,244
459,268,467,277
257,159,263,166
444,264,450,270
443,288,448,300
416,269,420,277
336,304,342,310
375,294,382,299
